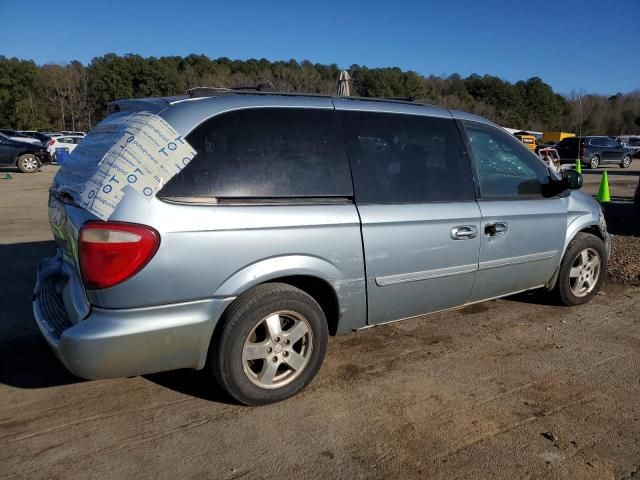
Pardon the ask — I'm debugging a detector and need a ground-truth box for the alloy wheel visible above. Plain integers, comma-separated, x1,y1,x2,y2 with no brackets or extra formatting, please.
569,247,601,297
242,310,313,389
21,156,38,172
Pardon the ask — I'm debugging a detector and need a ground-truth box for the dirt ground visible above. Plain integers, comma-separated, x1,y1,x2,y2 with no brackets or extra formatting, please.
1,166,640,480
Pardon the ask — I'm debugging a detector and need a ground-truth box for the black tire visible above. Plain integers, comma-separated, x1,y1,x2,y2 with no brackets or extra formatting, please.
210,283,328,406
554,232,607,306
589,155,600,169
620,155,632,168
17,154,40,173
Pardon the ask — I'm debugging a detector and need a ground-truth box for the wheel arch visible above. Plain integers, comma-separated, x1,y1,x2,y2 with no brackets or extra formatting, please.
14,150,40,166
213,255,365,336
547,220,606,290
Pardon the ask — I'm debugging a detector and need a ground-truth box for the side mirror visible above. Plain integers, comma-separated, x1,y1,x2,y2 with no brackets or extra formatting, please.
543,169,582,197
562,169,583,190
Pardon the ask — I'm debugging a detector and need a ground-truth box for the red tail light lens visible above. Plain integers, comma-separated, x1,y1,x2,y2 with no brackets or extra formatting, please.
47,139,55,146
79,222,160,289
580,145,585,157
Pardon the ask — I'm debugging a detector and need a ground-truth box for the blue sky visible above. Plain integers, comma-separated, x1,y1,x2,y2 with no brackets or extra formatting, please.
1,0,638,95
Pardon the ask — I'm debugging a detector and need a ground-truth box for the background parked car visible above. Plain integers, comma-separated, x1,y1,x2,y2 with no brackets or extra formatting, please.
555,136,634,169
0,132,50,172
41,131,63,138
618,136,640,147
618,136,640,160
46,135,84,160
60,130,86,137
0,129,43,145
19,131,54,144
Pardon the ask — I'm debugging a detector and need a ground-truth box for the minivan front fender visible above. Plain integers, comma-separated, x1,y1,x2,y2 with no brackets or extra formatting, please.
546,192,609,290
213,255,367,333
563,191,607,259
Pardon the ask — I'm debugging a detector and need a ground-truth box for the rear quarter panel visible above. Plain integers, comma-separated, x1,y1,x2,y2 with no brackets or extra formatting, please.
89,196,368,333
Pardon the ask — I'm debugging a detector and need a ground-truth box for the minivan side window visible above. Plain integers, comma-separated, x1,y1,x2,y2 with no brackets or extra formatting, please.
463,121,550,198
160,108,353,199
339,111,476,203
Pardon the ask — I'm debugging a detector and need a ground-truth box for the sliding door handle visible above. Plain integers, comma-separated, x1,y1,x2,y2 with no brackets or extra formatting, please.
485,222,508,236
451,225,478,240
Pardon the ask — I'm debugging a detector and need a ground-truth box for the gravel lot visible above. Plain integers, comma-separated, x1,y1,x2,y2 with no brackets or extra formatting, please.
1,166,639,480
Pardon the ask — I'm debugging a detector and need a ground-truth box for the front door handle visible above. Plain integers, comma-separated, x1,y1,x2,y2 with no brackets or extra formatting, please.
485,222,508,236
451,225,478,240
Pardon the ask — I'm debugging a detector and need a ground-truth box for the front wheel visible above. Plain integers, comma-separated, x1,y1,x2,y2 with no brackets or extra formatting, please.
554,232,607,306
17,154,40,173
210,283,328,405
621,155,632,168
589,155,600,169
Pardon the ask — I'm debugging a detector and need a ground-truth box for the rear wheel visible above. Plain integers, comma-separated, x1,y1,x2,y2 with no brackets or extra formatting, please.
210,283,328,405
17,154,40,173
589,155,600,169
554,233,607,306
621,155,632,168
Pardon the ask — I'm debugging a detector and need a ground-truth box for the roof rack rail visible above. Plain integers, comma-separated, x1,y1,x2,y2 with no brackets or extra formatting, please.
188,84,275,98
380,96,416,102
184,87,433,108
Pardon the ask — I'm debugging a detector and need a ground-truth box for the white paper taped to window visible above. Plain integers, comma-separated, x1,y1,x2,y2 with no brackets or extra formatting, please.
54,112,196,221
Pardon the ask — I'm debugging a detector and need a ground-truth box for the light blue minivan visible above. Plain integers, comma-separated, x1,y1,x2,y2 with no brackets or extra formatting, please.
34,89,610,405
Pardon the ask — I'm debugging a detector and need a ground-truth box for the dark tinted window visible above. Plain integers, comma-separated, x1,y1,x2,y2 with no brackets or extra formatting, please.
339,111,475,203
464,121,550,198
160,108,352,199
590,138,606,147
557,137,577,148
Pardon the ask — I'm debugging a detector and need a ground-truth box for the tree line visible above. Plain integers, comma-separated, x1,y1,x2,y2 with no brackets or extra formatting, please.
1,53,639,135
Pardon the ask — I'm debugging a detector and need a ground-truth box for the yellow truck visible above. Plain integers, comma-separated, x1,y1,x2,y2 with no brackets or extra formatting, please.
514,132,538,151
542,132,575,144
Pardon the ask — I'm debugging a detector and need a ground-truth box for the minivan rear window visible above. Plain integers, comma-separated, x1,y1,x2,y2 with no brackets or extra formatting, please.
159,108,353,200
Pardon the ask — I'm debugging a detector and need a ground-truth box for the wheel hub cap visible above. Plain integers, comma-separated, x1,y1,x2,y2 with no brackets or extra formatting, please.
569,247,601,297
242,310,313,389
23,157,37,171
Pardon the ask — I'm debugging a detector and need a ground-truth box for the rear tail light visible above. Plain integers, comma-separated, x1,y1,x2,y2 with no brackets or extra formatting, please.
579,145,585,157
47,139,55,146
79,222,160,289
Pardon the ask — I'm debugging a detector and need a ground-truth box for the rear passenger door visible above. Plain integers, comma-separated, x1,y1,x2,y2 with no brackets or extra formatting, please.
337,104,481,325
604,138,622,162
461,121,567,302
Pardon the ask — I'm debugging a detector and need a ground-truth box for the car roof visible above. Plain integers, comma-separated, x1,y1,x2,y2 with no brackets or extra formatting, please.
109,90,498,135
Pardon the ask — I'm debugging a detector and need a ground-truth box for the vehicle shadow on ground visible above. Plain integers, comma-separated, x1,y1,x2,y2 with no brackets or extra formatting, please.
0,239,238,402
145,370,238,405
503,289,564,306
0,240,83,389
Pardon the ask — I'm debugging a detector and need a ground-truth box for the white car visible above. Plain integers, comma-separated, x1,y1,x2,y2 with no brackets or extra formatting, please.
46,135,84,160
60,130,86,137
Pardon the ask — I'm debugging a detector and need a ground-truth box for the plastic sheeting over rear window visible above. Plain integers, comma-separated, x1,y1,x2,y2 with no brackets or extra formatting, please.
53,111,196,220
